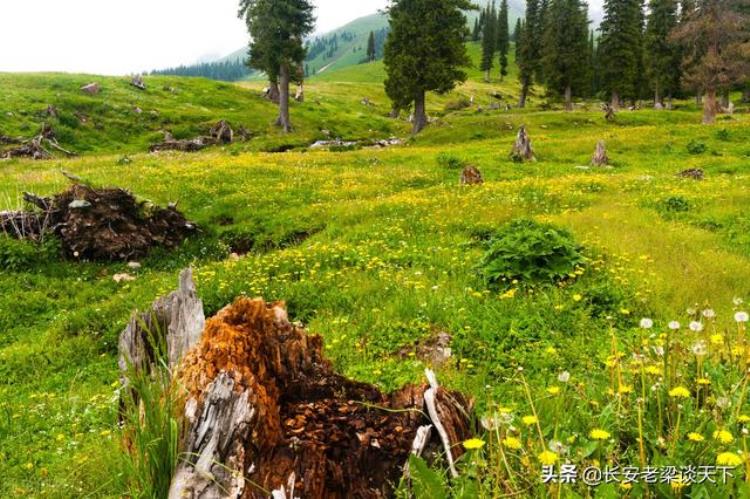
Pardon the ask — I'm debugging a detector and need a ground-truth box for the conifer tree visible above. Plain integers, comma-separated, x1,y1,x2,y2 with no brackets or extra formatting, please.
481,4,498,81
598,0,645,108
671,0,750,123
516,0,541,107
239,0,314,132
497,0,510,79
513,18,522,42
472,18,481,41
367,31,377,62
537,0,551,83
384,0,475,133
541,0,590,109
588,30,599,96
644,0,680,107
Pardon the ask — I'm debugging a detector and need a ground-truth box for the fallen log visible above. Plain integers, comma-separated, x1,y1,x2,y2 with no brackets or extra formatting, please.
1,124,75,160
160,296,475,499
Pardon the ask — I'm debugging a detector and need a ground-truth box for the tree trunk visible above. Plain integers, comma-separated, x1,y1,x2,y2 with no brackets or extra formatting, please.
721,91,730,110
654,83,662,109
266,82,280,104
742,88,750,103
276,64,292,133
564,86,573,111
610,90,620,111
412,91,427,134
389,106,400,119
703,88,717,124
518,80,529,108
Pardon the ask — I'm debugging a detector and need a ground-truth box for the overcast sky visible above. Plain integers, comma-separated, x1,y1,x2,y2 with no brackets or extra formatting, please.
0,0,389,75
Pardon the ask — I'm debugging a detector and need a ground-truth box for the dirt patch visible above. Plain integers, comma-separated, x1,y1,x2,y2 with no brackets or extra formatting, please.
172,298,474,498
1,179,196,260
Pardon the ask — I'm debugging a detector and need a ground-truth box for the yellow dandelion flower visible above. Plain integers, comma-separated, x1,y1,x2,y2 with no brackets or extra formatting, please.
618,384,634,394
739,415,750,424
547,386,561,395
502,437,522,450
687,432,704,442
500,288,517,300
462,438,486,450
645,365,662,376
710,334,724,346
713,430,734,444
538,450,558,465
696,378,711,386
589,429,611,440
669,386,691,398
620,483,633,490
566,435,577,444
522,415,539,426
545,346,557,355
573,294,583,302
671,474,687,491
717,452,744,467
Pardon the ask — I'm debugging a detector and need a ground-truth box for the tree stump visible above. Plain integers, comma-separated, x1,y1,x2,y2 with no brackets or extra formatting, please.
460,165,484,185
603,104,616,122
591,140,609,167
80,82,100,95
209,120,234,144
510,125,535,162
131,75,146,90
294,84,304,103
166,297,475,498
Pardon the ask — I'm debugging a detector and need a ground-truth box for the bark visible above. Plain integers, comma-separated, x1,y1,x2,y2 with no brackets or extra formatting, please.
276,64,292,133
703,87,717,124
591,140,609,167
610,90,620,111
564,86,573,111
510,125,535,162
518,79,530,108
412,91,428,134
265,82,280,104
168,298,475,499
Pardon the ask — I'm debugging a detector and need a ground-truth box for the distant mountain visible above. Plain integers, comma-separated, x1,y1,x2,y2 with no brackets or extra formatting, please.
153,2,601,83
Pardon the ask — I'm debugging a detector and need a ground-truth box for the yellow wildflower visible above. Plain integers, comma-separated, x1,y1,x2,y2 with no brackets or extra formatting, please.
573,294,583,302
669,386,691,398
687,432,704,442
717,452,744,467
522,415,539,426
500,288,517,299
589,429,611,440
538,450,558,465
463,438,486,450
739,415,750,424
618,384,634,394
645,365,662,376
710,334,724,346
696,378,711,386
502,437,522,450
713,430,734,444
546,386,561,395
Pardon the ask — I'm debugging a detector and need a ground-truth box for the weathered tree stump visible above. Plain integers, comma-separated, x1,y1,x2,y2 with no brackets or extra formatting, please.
591,140,609,167
678,168,705,180
80,82,100,95
130,75,146,90
209,120,234,144
263,83,281,104
510,125,535,162
166,297,475,499
603,103,616,122
460,165,484,185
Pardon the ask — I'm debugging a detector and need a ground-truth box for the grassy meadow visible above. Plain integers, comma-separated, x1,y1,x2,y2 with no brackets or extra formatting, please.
3,43,750,498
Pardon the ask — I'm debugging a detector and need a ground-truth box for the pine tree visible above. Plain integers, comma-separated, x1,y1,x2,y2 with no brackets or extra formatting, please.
497,0,510,79
644,0,680,107
367,31,377,62
512,18,522,42
239,0,314,132
598,0,645,108
541,0,590,110
671,0,750,123
480,4,498,81
588,30,599,97
473,18,481,41
536,0,551,83
516,0,541,107
384,0,475,134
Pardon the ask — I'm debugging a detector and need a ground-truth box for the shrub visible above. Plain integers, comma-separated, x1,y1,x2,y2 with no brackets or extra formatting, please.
479,219,586,287
0,237,60,271
659,196,691,213
436,153,464,170
686,140,707,155
715,128,731,141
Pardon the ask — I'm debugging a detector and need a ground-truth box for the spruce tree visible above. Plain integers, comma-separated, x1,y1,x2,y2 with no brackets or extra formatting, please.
473,18,481,41
480,4,498,81
671,0,750,123
644,0,680,107
517,0,541,107
239,0,314,132
598,0,645,108
367,31,377,62
588,30,599,97
541,0,590,110
536,0,551,83
497,0,510,79
513,18,522,43
384,0,474,133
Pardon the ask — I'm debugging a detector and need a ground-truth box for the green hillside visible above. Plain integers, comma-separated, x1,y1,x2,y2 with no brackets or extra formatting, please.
4,22,750,498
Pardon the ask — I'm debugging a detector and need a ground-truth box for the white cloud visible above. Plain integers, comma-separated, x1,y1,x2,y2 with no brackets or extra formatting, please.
0,0,389,75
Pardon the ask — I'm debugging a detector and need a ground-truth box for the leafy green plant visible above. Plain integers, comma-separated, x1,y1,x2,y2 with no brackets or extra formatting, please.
436,153,464,169
686,140,707,155
659,196,691,214
479,219,586,287
0,237,60,271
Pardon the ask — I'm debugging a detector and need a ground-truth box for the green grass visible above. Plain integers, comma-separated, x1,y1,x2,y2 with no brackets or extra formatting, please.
3,44,750,498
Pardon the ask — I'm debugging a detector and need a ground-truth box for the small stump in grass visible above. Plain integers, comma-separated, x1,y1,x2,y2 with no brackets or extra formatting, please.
591,140,609,167
678,168,705,180
510,125,535,162
460,165,484,185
